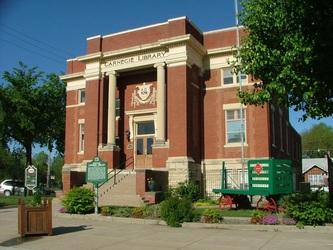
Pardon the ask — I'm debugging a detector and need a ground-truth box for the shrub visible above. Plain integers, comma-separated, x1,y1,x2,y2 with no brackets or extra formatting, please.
144,205,161,219
113,207,133,217
174,180,200,202
250,210,267,224
60,187,95,214
31,188,42,207
101,206,113,216
283,191,333,226
161,197,199,227
202,208,223,223
132,206,146,218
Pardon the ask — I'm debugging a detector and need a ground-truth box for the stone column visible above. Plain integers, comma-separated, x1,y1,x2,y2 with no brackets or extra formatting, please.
106,71,118,146
154,63,166,143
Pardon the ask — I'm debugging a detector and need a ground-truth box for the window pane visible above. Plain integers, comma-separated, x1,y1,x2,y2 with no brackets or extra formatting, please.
236,74,247,83
223,68,233,84
80,90,86,103
136,139,143,155
137,122,155,135
227,120,241,132
147,138,153,154
116,99,120,116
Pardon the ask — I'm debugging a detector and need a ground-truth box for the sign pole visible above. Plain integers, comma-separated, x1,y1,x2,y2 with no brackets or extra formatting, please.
86,156,108,215
95,184,98,214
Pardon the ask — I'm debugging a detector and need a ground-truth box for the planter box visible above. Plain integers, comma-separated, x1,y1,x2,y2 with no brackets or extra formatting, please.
18,199,52,237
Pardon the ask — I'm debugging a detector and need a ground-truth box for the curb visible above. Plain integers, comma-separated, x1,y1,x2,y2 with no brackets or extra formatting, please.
55,212,333,233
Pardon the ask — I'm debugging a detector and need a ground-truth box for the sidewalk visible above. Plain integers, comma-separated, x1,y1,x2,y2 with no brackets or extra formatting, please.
1,199,333,250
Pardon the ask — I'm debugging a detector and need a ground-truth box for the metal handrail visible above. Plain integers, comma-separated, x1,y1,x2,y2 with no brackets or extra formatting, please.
98,157,134,188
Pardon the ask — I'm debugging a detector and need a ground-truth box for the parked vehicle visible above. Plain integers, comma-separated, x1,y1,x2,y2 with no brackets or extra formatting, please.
0,179,25,196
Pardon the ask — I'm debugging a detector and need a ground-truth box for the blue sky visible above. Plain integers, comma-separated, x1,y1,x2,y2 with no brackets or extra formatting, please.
0,0,332,154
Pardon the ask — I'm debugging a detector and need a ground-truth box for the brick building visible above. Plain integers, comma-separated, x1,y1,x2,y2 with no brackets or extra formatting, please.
60,17,302,202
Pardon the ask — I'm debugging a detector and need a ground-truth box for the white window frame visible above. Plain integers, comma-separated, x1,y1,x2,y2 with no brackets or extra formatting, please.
224,103,247,146
222,67,247,86
79,89,86,104
78,120,85,153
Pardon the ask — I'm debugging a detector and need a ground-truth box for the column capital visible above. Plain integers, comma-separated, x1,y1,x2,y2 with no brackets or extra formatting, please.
154,62,165,68
105,70,119,77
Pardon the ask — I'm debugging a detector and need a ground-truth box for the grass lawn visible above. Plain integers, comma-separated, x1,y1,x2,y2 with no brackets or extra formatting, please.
0,196,253,218
0,195,54,208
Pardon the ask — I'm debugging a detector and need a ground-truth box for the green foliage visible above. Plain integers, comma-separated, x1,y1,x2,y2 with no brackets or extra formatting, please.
301,123,333,157
202,208,223,223
132,206,146,218
160,196,199,227
233,0,333,120
31,188,42,207
166,180,200,202
100,206,113,216
0,62,66,165
250,210,267,224
60,187,95,214
194,198,219,207
112,207,133,217
282,191,333,226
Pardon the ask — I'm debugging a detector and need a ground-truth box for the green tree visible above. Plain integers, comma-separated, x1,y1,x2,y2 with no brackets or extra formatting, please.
51,155,64,185
0,62,66,165
33,151,48,184
302,123,333,158
233,0,333,120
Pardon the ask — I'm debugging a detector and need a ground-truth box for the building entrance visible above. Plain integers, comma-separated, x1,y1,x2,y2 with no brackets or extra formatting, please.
134,121,155,168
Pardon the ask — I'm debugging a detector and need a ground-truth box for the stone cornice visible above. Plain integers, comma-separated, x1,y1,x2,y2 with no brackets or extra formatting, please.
59,72,84,81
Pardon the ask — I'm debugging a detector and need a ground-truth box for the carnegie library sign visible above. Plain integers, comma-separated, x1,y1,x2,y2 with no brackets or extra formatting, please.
104,51,167,67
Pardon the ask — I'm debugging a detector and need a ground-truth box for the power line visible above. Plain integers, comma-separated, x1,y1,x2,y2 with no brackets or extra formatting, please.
0,23,75,58
0,28,68,61
0,37,65,65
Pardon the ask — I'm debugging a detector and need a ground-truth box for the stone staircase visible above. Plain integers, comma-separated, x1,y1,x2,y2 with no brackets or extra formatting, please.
96,171,147,207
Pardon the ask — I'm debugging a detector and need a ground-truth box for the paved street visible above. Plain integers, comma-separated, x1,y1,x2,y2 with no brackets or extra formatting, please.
1,200,333,250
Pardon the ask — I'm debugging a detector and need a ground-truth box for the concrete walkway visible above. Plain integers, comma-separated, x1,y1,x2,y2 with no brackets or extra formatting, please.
1,199,333,250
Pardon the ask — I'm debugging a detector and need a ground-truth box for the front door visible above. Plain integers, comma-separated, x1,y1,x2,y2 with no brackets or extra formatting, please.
135,136,154,168
135,121,155,168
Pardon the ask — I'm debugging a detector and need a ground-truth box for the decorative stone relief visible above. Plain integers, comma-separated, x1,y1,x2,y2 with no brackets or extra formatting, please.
131,82,156,107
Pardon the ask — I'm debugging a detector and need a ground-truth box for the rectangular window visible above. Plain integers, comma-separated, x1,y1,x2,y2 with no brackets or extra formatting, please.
226,109,246,144
137,122,155,135
223,68,234,84
79,123,85,152
223,68,247,85
79,89,86,103
116,99,120,117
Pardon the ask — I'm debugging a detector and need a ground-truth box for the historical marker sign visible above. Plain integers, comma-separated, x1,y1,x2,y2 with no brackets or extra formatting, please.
25,165,38,190
86,156,108,186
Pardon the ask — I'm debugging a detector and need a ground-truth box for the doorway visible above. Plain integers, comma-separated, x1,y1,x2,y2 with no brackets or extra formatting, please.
134,121,155,168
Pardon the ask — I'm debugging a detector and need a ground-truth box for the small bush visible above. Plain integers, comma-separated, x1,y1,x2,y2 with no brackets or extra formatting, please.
60,187,95,214
174,181,200,202
161,197,199,227
202,208,223,223
113,207,133,217
283,191,333,226
101,206,113,216
132,206,146,218
31,188,42,207
144,205,161,219
250,210,267,224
